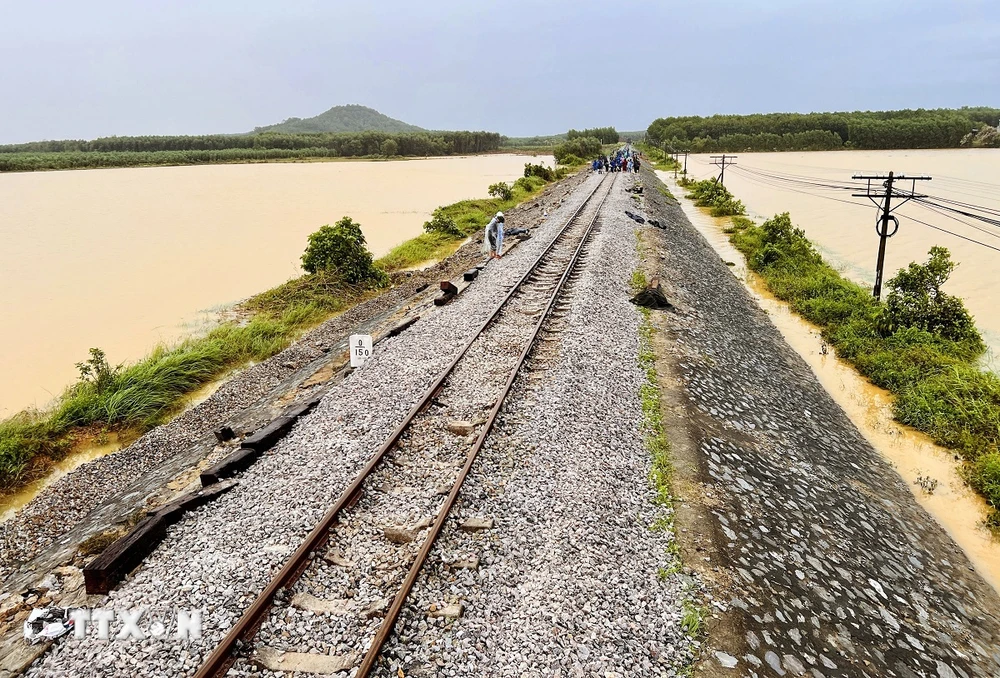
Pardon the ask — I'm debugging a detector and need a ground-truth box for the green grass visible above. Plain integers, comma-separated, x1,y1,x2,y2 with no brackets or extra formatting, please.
0,165,575,493
638,307,674,510
723,211,1000,524
681,599,705,637
631,269,649,294
637,143,682,172
376,232,467,272
377,172,561,272
0,307,318,489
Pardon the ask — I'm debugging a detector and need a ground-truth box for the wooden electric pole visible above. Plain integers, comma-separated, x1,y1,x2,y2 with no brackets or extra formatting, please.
852,172,931,300
710,154,736,185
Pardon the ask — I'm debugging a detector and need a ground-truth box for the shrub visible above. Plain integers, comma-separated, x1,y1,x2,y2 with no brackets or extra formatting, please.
879,246,983,347
524,162,554,181
423,210,462,237
381,139,398,157
301,216,388,286
685,178,745,217
513,176,545,195
488,182,513,201
556,153,584,167
554,136,601,164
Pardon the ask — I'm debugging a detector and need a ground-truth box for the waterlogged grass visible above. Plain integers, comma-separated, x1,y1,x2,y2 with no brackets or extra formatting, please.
376,170,563,272
0,308,316,489
0,165,575,493
376,232,466,272
725,213,1000,524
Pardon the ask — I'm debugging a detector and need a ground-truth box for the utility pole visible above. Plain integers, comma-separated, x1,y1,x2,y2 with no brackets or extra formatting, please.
852,172,931,300
710,154,736,185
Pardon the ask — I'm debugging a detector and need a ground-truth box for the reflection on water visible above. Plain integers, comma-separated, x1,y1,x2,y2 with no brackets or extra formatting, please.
683,149,1000,368
0,155,551,417
0,434,122,523
661,171,1000,595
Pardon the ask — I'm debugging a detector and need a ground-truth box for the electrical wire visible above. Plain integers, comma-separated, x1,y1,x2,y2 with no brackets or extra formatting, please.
903,215,1000,253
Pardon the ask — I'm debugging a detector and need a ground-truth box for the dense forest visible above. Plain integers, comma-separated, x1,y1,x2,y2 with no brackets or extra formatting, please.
253,104,424,134
646,107,1000,152
0,130,504,172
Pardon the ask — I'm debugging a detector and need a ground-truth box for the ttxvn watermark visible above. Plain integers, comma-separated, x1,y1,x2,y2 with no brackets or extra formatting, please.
24,606,202,643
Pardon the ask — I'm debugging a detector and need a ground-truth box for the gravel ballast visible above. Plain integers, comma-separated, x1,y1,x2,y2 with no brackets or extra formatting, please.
28,173,622,677
368,172,696,678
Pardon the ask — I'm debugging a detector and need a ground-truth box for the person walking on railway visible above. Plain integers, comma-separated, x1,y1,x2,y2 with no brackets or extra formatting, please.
483,211,505,260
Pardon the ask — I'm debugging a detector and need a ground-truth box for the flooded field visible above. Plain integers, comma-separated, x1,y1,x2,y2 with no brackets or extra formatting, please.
683,149,1000,363
662,170,1000,595
0,155,549,418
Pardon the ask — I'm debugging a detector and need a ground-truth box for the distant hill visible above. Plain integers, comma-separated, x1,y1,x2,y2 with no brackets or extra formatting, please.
253,104,425,134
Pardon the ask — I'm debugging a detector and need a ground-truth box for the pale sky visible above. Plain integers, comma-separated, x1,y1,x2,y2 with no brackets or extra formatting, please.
0,0,997,143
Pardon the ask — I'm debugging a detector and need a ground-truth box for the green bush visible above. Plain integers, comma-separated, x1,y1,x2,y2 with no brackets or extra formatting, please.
524,162,554,181
513,176,543,194
879,246,983,347
301,216,388,286
381,139,398,157
556,153,584,167
685,178,745,217
488,181,513,201
423,210,462,237
727,205,1000,523
554,136,601,164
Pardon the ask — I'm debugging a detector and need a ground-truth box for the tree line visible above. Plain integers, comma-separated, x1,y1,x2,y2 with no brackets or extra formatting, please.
566,127,619,144
646,107,1000,152
0,130,504,172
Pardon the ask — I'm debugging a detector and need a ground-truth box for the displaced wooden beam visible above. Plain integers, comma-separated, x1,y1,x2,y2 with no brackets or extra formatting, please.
240,416,296,452
388,316,420,337
83,481,237,594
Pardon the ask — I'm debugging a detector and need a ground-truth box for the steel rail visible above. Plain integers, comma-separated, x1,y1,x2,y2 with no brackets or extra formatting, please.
194,173,613,678
355,173,615,677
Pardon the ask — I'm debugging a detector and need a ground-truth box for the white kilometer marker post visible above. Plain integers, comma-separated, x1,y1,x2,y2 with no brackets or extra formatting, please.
349,334,373,367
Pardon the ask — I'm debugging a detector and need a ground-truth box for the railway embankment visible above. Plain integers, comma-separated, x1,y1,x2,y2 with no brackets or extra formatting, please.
638,166,1000,676
5,161,1000,677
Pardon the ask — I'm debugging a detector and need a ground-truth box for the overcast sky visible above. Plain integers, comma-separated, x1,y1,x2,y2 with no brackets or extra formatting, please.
1,0,997,143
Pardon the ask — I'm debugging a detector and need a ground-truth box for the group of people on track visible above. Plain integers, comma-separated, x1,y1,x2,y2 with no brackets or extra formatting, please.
485,146,639,259
592,147,639,173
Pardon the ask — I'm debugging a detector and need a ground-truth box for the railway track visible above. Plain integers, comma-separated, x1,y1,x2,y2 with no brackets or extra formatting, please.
195,172,616,678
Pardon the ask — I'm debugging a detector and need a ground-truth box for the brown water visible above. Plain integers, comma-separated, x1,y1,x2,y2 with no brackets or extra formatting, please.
683,149,1000,364
0,155,549,417
661,171,1000,594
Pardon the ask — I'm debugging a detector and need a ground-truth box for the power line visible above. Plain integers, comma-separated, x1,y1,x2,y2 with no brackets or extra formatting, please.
709,154,737,184
852,172,932,299
728,166,869,209
907,200,1000,241
718,163,1000,257
904,214,1000,253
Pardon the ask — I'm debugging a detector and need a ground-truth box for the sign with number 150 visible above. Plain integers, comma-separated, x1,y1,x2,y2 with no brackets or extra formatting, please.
349,334,373,367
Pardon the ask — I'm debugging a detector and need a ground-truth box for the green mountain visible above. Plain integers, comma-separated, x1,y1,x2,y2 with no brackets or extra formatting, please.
253,104,424,134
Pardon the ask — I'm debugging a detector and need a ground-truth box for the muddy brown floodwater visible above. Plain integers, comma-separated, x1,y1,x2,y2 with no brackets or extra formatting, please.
683,149,1000,365
0,154,551,418
660,170,1000,595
